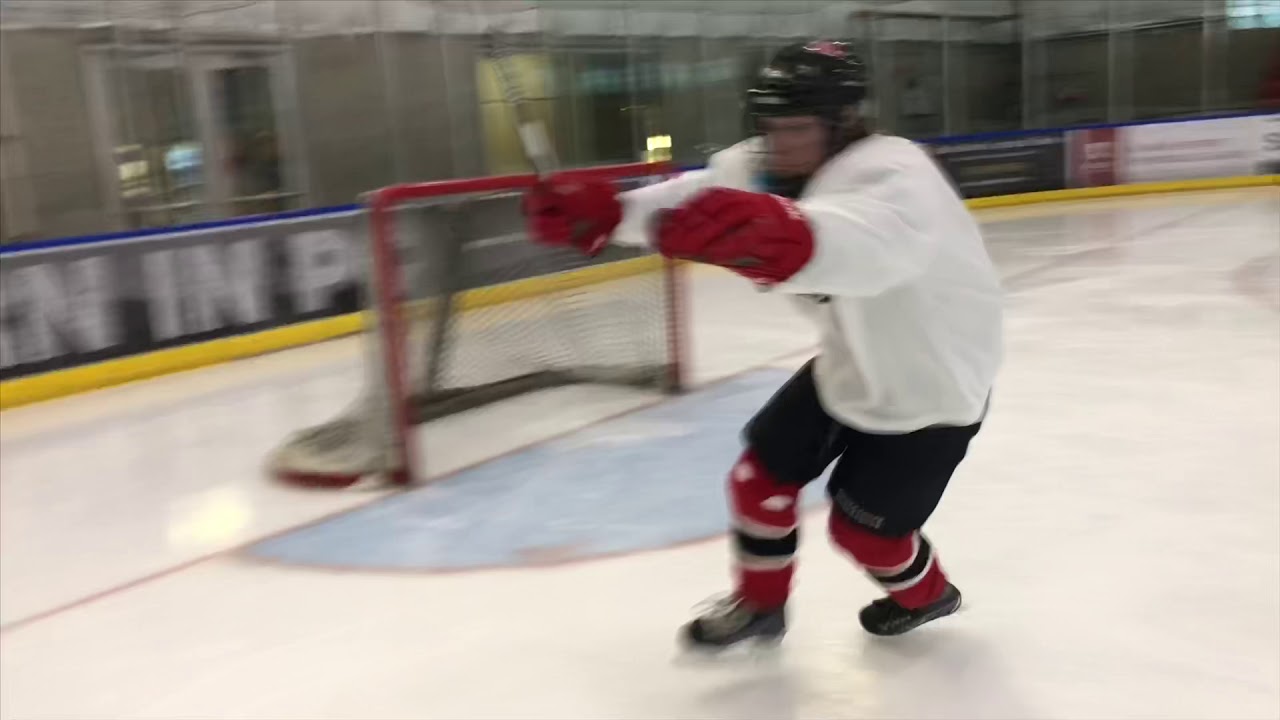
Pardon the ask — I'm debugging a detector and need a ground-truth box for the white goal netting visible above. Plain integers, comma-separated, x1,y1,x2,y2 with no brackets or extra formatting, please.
266,163,685,488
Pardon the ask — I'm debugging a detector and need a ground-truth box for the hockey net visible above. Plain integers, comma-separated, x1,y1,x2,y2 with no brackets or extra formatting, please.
266,161,685,488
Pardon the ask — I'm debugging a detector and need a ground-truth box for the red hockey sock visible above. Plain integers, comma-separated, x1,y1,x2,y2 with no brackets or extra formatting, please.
827,511,949,609
728,450,801,610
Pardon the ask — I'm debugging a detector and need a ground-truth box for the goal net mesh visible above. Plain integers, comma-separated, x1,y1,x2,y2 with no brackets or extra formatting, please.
267,163,683,488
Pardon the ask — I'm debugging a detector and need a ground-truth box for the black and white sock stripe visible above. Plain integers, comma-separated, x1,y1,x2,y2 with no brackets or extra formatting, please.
865,533,935,592
730,458,800,572
733,527,799,571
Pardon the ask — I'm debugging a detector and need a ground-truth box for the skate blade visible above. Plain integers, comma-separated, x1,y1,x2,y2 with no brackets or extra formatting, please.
673,634,784,666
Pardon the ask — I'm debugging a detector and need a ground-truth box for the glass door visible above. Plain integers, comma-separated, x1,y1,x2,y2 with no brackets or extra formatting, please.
189,51,303,218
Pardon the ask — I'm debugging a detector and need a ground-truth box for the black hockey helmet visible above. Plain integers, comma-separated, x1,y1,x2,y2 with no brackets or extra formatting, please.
745,40,869,125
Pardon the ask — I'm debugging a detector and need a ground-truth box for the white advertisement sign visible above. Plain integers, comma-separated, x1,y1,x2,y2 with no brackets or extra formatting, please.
1121,116,1260,184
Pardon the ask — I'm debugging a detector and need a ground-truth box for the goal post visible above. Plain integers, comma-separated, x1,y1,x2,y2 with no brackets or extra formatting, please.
267,161,686,489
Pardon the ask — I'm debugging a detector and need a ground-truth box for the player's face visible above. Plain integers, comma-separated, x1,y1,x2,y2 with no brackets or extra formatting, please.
760,116,828,177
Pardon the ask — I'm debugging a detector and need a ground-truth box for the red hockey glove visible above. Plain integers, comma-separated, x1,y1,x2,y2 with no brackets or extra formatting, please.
522,174,622,256
656,187,814,285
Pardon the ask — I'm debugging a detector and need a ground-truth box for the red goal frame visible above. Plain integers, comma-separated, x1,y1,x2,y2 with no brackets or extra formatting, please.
363,160,683,487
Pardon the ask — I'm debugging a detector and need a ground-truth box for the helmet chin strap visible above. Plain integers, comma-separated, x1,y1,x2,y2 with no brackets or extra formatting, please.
763,172,810,199
761,114,870,199
828,110,871,156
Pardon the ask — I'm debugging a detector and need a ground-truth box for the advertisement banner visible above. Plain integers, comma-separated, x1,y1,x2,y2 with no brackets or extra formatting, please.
1066,126,1123,188
0,211,369,381
928,132,1066,198
1120,116,1258,183
0,191,653,382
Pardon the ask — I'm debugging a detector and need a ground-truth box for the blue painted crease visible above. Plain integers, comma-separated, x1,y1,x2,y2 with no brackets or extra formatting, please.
248,368,829,570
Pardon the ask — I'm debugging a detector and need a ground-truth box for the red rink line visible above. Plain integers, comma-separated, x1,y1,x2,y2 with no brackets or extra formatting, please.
0,346,815,636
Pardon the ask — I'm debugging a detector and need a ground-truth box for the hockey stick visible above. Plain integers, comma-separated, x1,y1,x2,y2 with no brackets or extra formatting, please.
482,16,602,235
415,5,568,404
481,9,559,178
477,7,606,372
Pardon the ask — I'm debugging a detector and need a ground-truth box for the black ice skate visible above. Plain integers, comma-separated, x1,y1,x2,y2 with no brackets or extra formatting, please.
679,595,786,650
859,583,962,637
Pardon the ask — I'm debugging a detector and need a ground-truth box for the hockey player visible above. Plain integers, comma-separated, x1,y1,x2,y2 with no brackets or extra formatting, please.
521,41,1003,648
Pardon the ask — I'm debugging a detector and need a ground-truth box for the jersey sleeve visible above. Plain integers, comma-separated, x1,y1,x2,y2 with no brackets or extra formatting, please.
773,160,941,298
609,168,716,248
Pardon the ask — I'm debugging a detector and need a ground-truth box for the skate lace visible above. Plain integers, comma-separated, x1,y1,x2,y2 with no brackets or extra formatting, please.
870,596,921,632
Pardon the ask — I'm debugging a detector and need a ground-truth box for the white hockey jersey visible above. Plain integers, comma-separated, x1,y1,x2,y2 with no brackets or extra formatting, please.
613,134,1004,433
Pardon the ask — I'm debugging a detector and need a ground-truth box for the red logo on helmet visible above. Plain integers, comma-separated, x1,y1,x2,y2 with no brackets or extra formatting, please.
805,41,846,58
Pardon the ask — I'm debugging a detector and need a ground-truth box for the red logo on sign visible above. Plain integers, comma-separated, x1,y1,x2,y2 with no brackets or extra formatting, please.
805,41,846,58
1069,127,1120,187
